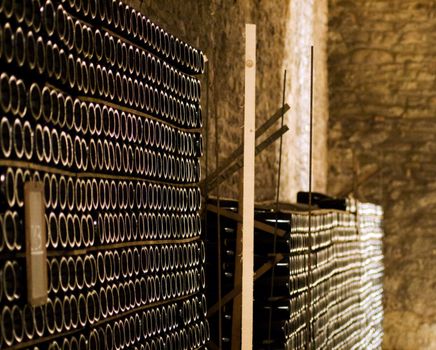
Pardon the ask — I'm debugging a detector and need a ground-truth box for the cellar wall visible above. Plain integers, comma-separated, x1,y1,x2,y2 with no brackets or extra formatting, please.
327,0,436,348
128,0,329,202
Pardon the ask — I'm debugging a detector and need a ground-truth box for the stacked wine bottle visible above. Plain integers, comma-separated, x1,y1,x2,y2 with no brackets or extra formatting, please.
0,0,209,349
284,201,384,349
205,199,383,349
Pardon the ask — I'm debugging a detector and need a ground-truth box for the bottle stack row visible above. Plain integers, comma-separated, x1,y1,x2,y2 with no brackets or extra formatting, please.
0,0,209,349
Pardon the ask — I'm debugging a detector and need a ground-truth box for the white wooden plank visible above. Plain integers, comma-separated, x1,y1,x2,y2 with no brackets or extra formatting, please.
241,23,256,350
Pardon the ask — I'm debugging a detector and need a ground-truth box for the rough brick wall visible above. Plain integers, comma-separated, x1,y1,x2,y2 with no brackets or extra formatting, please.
127,0,328,202
328,1,436,348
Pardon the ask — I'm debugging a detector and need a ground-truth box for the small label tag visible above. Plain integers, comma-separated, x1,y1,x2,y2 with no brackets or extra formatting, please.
24,181,48,306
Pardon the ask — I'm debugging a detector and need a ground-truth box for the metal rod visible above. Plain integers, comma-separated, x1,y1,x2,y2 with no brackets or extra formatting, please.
306,45,314,350
267,70,287,347
208,125,289,191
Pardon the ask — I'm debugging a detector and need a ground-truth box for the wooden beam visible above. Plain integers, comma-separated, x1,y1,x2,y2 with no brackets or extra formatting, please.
338,166,381,197
206,204,287,238
205,125,289,191
208,253,285,317
241,23,256,350
201,104,290,189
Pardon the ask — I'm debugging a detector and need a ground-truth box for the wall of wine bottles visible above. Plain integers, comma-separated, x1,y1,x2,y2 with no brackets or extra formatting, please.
0,0,209,349
285,200,384,350
206,199,384,349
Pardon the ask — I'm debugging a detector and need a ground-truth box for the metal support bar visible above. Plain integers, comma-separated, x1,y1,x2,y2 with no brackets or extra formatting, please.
202,104,290,187
206,205,287,238
206,125,289,191
201,105,290,190
207,253,285,317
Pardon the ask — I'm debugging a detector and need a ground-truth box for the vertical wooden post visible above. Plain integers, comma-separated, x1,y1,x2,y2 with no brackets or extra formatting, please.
241,23,256,350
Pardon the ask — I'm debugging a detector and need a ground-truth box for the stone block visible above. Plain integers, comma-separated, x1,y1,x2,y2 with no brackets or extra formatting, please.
351,48,394,64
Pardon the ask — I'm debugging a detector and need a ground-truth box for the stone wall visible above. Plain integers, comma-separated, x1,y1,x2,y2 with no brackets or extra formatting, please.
281,0,329,202
328,0,436,348
127,0,328,202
